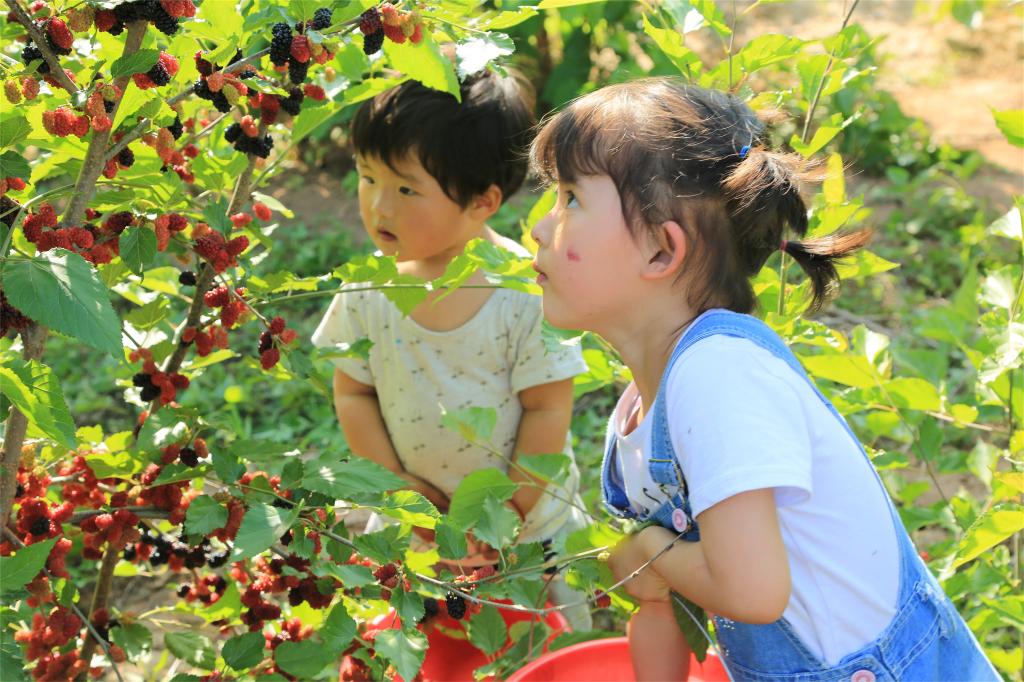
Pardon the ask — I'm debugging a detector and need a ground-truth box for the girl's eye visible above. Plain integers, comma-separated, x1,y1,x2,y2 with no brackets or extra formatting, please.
565,190,579,208
360,175,374,184
399,186,416,196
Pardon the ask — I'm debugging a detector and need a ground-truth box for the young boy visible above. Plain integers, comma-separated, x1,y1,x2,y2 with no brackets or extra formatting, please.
311,70,592,629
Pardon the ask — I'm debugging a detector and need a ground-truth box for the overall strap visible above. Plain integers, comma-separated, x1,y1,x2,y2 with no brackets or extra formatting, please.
599,414,635,519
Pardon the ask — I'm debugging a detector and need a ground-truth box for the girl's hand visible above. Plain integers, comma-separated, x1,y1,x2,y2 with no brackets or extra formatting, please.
608,528,672,603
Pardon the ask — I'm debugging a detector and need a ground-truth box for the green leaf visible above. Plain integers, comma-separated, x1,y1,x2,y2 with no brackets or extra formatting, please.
448,469,516,531
111,49,160,78
472,496,520,549
383,32,460,101
440,406,497,444
231,503,300,561
833,249,899,280
0,359,76,448
880,377,941,412
733,34,803,74
993,108,1024,147
466,604,507,656
435,517,468,560
164,631,216,669
373,629,427,682
119,228,157,276
373,490,440,528
3,250,123,357
125,297,170,331
301,456,406,500
987,206,1022,242
671,591,709,662
184,495,229,537
320,602,357,654
642,15,703,77
288,0,317,21
0,539,57,594
222,632,265,670
202,196,233,237
953,504,1024,567
110,622,151,658
800,353,884,389
390,588,425,627
274,640,335,678
790,112,860,157
84,449,144,478
0,151,30,180
517,454,571,484
0,116,32,151
354,524,410,564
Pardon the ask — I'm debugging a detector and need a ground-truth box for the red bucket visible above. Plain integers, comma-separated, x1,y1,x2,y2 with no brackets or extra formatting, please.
505,637,729,682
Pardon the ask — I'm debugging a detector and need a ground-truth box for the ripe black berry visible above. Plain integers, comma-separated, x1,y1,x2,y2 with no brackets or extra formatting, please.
21,43,50,74
184,546,206,568
259,331,273,354
421,597,439,620
149,547,167,565
270,23,292,67
280,530,293,546
311,7,332,30
140,384,161,402
176,583,191,598
363,31,384,56
280,89,304,116
178,270,197,286
14,484,25,498
147,62,171,87
445,591,467,620
122,545,137,561
224,122,242,144
168,116,183,140
117,147,135,167
103,99,116,114
179,447,199,467
206,549,229,568
30,516,51,536
288,59,309,85
152,6,179,35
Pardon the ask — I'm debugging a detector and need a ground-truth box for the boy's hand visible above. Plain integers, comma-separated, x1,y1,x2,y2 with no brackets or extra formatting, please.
609,528,672,603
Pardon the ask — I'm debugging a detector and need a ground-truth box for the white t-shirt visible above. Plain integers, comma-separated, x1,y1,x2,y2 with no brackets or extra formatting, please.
611,332,900,666
312,279,588,542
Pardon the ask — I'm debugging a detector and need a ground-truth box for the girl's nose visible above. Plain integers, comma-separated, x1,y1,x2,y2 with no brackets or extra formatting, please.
531,212,553,247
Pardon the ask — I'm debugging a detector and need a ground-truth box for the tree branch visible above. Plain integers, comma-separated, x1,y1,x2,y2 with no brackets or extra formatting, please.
4,0,79,96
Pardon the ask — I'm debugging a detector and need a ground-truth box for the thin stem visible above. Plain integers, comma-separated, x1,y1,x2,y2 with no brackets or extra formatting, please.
74,546,122,681
4,0,79,95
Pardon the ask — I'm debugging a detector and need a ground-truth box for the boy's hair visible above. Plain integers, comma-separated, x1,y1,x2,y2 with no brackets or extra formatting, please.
351,69,536,209
530,78,870,314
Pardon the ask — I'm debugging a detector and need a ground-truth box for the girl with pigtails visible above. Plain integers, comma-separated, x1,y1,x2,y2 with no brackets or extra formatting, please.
528,78,999,681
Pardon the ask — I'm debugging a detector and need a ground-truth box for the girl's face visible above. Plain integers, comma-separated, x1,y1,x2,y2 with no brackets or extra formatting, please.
531,175,651,333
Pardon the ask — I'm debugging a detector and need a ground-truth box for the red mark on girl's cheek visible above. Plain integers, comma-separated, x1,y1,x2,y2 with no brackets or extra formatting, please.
567,249,581,262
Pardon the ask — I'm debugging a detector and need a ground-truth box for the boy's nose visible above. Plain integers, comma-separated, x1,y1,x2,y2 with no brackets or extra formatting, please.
531,212,553,247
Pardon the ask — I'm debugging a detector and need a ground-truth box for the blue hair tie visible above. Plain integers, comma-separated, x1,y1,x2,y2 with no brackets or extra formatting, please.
739,145,751,159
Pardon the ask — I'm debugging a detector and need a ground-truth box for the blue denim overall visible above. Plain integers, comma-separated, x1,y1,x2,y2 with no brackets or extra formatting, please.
601,310,1000,681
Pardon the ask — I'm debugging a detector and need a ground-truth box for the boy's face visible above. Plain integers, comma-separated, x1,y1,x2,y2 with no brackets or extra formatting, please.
531,174,650,334
355,153,479,266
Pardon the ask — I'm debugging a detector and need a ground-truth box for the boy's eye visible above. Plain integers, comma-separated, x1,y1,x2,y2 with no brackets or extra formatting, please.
399,186,416,196
360,175,374,184
565,190,579,208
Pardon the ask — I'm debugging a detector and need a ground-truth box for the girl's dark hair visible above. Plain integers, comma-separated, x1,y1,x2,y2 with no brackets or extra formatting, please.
351,69,536,208
530,78,871,314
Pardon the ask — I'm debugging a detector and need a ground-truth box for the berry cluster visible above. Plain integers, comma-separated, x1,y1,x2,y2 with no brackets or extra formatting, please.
56,455,106,509
3,76,40,104
359,3,425,55
133,51,179,89
204,285,249,328
43,17,73,55
80,509,142,560
224,118,274,158
20,202,97,259
192,221,249,272
268,10,335,85
193,49,255,115
182,323,230,357
129,347,191,404
14,606,86,679
152,212,189,251
94,0,195,36
258,315,298,370
41,106,90,138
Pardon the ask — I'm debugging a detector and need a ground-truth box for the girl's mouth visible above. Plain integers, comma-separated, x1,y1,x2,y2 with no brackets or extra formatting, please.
377,230,397,242
532,261,548,284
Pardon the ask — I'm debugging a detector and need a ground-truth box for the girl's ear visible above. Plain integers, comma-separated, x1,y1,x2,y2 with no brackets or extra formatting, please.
468,184,503,220
641,220,687,281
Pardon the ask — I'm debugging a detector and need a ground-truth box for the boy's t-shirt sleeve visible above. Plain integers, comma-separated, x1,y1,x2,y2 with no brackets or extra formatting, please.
666,337,813,518
310,288,374,385
508,295,588,395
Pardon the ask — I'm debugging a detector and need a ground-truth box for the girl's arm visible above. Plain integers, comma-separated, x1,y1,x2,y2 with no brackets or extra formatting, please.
331,368,450,511
629,599,691,681
612,488,791,625
509,378,576,517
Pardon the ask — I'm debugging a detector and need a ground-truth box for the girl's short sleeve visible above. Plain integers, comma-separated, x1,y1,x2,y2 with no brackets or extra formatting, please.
311,289,374,385
665,337,814,518
507,294,588,395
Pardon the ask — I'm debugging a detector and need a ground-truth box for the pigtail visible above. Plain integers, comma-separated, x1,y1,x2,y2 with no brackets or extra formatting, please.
782,230,872,313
